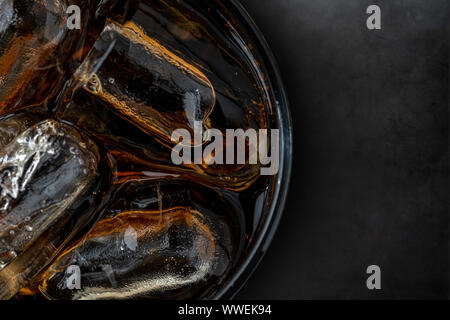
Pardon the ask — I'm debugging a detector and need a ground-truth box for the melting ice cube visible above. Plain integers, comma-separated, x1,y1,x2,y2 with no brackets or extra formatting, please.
0,119,100,299
77,20,216,145
38,179,235,300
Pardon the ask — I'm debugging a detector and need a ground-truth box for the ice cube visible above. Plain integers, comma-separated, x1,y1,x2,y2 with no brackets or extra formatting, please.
77,20,216,145
0,0,116,115
39,207,216,300
0,119,100,299
37,179,236,300
0,110,45,149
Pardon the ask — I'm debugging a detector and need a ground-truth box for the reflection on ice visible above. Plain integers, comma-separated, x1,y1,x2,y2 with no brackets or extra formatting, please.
0,111,45,149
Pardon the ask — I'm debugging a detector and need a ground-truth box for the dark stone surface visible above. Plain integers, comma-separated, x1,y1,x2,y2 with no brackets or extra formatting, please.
236,0,449,299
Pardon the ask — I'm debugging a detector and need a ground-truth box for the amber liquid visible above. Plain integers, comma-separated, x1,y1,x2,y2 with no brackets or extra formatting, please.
0,0,278,300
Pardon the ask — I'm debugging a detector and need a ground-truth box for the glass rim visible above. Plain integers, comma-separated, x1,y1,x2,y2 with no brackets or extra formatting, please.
212,0,293,299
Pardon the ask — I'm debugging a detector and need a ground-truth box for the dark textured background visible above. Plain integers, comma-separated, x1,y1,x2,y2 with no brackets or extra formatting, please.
236,0,449,299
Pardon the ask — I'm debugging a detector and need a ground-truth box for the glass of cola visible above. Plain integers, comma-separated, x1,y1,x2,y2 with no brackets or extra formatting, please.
0,0,292,300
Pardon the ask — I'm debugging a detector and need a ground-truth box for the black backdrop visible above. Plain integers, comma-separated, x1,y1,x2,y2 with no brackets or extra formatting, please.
236,0,449,299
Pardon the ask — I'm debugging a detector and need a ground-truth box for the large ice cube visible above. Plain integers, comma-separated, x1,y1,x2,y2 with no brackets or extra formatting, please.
76,20,216,145
37,179,236,300
39,207,217,300
0,119,100,299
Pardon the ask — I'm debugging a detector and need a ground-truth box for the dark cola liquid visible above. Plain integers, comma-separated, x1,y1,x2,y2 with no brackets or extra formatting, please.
0,0,278,300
